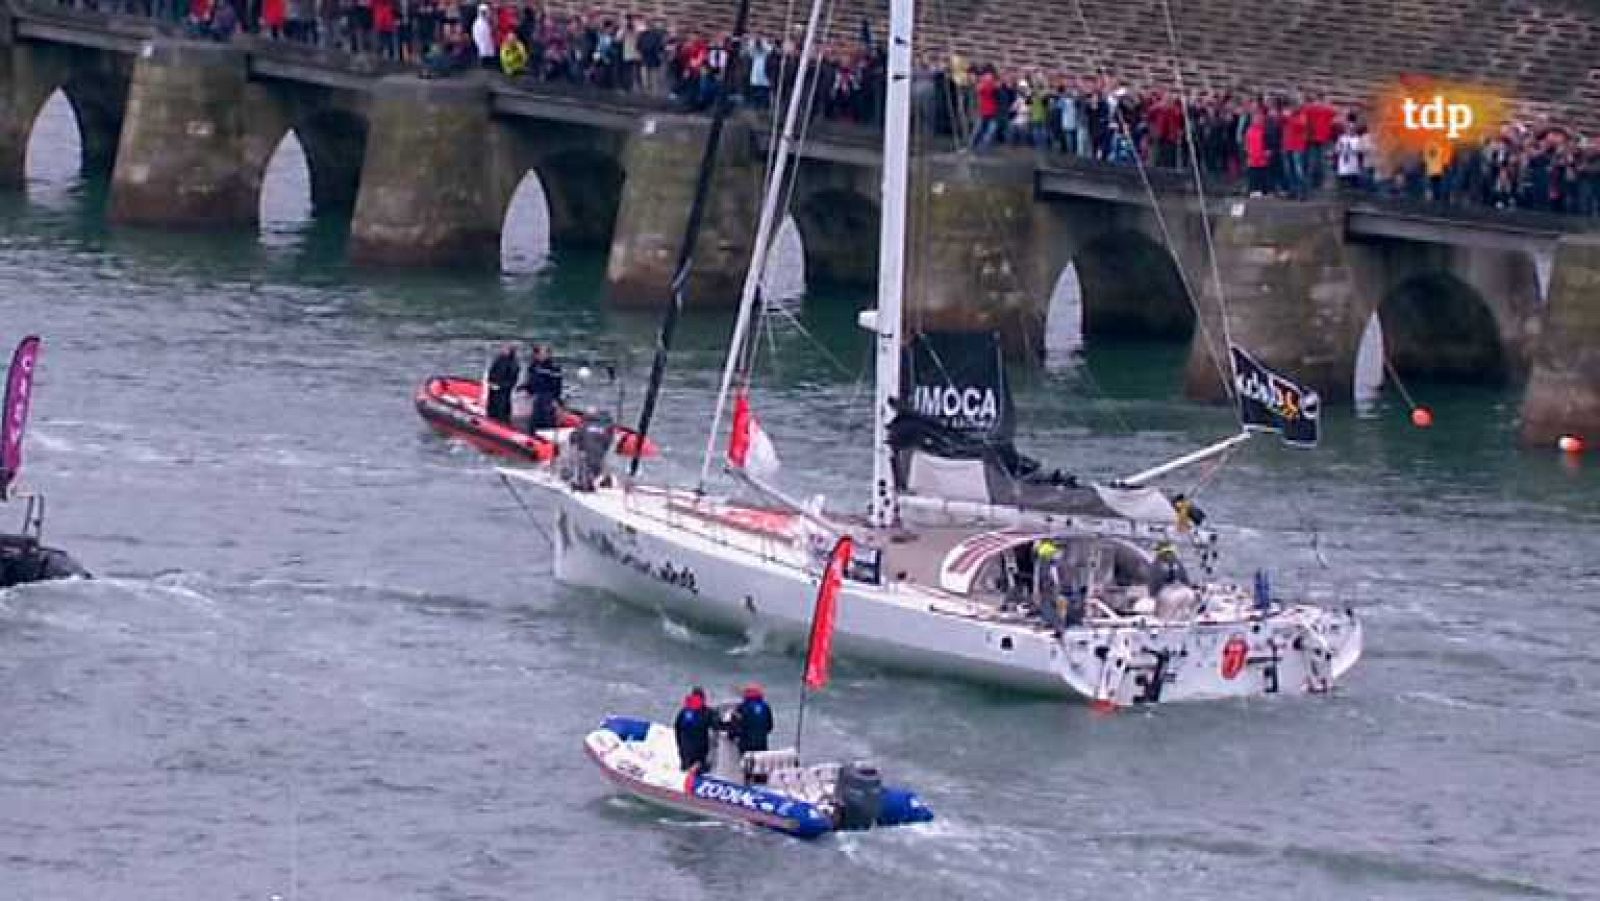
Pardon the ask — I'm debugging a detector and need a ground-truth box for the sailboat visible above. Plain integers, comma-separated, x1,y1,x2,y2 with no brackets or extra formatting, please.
502,0,1362,707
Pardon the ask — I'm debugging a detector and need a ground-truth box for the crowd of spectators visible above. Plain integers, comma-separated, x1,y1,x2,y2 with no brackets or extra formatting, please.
61,0,1600,218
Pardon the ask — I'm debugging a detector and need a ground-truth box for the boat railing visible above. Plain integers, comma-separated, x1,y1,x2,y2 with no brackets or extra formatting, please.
619,486,807,574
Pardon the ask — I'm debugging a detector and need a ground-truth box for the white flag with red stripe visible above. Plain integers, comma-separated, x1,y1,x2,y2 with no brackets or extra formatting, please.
728,390,780,479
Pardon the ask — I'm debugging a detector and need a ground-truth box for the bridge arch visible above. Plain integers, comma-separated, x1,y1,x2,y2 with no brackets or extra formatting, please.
1378,272,1509,384
1347,242,1542,388
500,168,552,272
1046,228,1196,353
5,47,129,186
790,185,880,289
248,104,368,227
530,147,625,252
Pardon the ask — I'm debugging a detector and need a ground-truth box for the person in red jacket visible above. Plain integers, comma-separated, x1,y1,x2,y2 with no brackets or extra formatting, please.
1304,91,1338,191
971,68,1000,151
373,0,398,59
1245,103,1271,196
262,0,285,39
1282,99,1311,199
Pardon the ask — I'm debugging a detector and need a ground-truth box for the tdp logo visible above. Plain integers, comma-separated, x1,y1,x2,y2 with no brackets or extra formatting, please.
1402,95,1474,140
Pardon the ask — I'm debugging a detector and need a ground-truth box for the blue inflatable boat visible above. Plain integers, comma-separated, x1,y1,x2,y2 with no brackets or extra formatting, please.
585,715,933,840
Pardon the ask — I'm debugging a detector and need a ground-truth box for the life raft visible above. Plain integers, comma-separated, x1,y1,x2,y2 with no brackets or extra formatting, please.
415,376,656,464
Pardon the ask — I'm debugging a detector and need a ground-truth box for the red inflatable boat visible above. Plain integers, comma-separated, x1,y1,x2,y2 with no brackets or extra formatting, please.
415,376,657,464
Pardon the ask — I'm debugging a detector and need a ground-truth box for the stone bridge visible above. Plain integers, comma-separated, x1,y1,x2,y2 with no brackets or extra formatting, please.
2,1,1597,444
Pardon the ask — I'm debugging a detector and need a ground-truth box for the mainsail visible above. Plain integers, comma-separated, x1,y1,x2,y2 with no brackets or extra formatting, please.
1,335,41,500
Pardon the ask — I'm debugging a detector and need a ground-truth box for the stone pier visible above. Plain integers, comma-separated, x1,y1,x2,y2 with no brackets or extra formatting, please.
603,114,761,307
1520,235,1600,446
109,41,255,227
906,158,1040,356
350,77,496,267
1184,200,1365,403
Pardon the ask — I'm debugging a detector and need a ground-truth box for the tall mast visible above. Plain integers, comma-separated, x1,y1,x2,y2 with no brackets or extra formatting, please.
630,0,753,478
869,0,913,529
699,0,829,489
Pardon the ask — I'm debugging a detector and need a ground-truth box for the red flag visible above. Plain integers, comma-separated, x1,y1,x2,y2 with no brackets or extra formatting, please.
727,389,780,476
804,536,853,691
728,391,752,468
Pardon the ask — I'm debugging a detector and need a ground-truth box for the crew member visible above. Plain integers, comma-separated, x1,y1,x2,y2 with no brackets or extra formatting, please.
674,686,712,773
1149,542,1189,590
521,344,564,431
484,343,520,425
1034,539,1064,627
731,683,774,784
1172,494,1207,532
1149,542,1197,620
569,405,614,491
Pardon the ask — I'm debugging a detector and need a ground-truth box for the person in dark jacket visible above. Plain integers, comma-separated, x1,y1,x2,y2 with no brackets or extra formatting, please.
521,344,564,431
731,683,774,754
674,686,712,773
485,343,520,425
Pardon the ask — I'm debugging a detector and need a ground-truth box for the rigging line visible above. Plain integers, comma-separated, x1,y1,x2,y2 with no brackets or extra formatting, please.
497,471,556,557
922,0,1139,441
1158,0,1238,400
1153,0,1337,580
742,0,835,386
743,0,837,387
1066,0,1235,401
632,0,755,479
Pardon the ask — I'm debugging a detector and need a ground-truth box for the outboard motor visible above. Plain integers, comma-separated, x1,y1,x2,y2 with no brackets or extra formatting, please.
0,533,87,587
835,762,884,831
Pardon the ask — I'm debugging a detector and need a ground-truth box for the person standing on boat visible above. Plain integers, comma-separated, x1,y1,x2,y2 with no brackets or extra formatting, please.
568,406,614,491
674,686,712,773
731,683,774,783
521,344,564,431
1034,539,1065,629
484,343,520,425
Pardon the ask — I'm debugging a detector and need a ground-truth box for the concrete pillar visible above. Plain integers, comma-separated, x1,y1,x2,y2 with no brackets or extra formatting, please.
605,114,760,308
350,77,496,266
109,40,255,227
1520,235,1600,446
1184,200,1362,403
906,157,1041,357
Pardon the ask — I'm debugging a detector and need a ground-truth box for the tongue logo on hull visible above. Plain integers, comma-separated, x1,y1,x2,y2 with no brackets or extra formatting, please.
1220,635,1249,680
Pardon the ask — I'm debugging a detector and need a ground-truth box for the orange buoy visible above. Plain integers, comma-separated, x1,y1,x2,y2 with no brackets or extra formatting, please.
1558,434,1585,454
1089,699,1118,715
1410,407,1434,428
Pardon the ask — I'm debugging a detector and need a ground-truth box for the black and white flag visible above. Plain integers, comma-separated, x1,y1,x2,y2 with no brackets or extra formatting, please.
1231,345,1320,447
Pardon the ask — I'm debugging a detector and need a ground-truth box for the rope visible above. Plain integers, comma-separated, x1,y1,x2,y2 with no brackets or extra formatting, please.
1157,0,1238,400
1066,0,1236,400
497,471,555,555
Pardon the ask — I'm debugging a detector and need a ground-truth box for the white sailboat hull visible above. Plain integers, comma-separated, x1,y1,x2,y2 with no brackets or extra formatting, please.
525,472,1363,705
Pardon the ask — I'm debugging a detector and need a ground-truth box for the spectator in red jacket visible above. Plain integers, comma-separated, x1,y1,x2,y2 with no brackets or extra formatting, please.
1305,91,1338,190
373,0,399,59
971,68,1001,151
262,0,284,39
1283,98,1311,199
1245,104,1271,196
